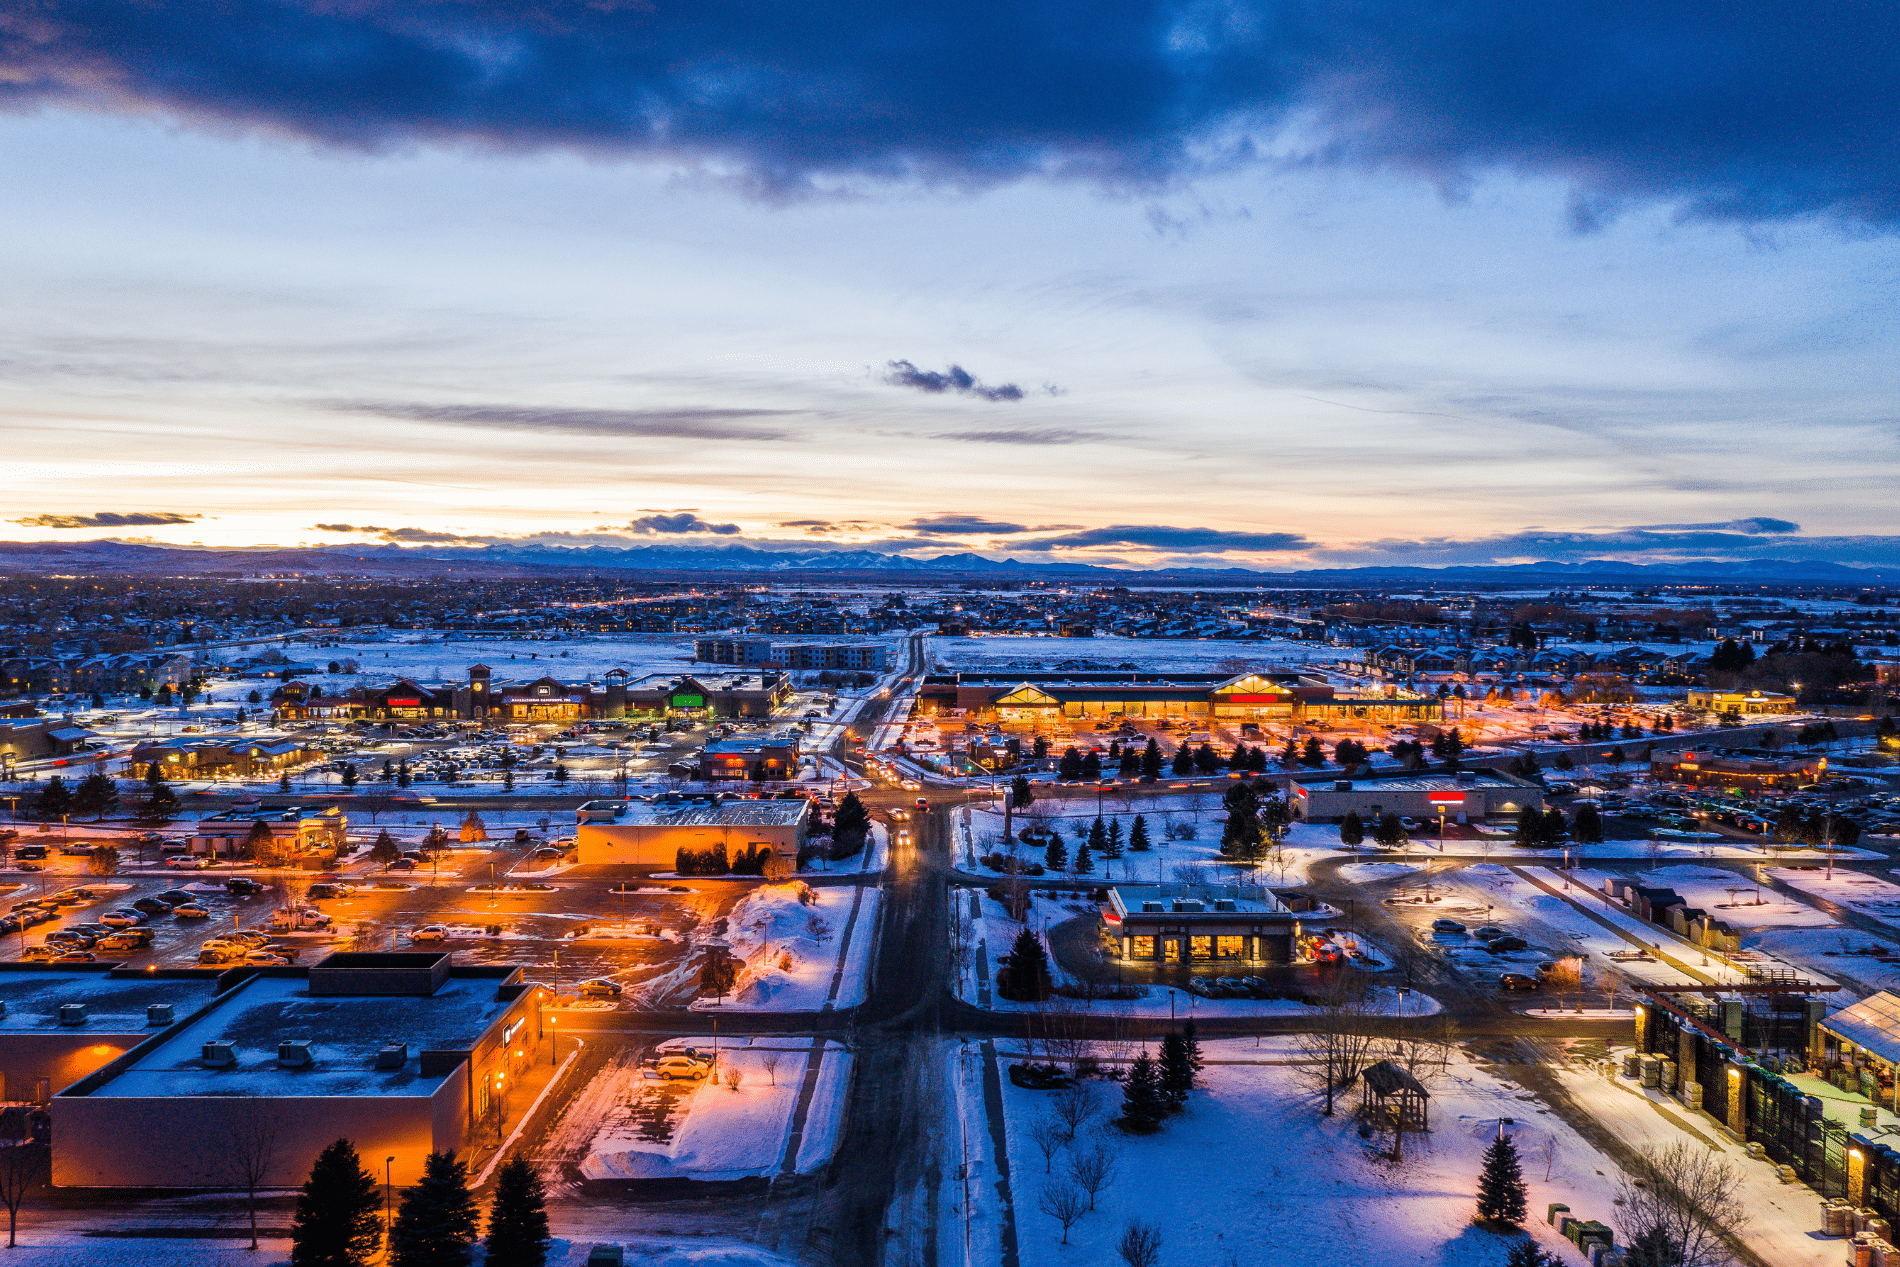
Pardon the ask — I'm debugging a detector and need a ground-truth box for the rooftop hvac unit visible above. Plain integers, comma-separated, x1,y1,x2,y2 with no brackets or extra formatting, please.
1214,899,1237,912
1174,900,1204,912
202,1040,237,1067
57,1003,87,1027
147,1003,174,1026
376,1043,409,1070
1141,901,1164,912
1333,780,1352,791
278,1040,314,1069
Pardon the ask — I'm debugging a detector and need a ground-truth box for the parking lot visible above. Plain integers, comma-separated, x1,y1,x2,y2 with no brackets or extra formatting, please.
0,843,756,1004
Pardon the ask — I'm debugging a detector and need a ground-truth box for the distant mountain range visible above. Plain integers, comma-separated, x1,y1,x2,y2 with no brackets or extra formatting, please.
0,538,1887,585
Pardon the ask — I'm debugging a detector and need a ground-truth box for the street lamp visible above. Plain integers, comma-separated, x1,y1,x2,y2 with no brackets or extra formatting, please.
385,1156,395,1245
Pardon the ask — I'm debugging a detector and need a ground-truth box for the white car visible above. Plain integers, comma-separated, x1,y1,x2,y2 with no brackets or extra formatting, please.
164,856,205,870
410,925,449,943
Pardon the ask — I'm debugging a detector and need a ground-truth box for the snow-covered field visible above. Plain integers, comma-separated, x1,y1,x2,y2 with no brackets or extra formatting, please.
994,1038,1626,1267
1614,864,1837,928
928,635,1341,674
1771,868,1900,931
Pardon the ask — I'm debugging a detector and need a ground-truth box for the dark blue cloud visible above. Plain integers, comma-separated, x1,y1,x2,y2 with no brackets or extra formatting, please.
2,1,1895,223
626,513,741,535
1031,525,1314,553
885,362,1024,401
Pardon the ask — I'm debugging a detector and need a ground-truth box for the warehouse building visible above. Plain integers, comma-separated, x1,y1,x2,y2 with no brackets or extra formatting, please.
1650,747,1827,790
1289,768,1545,822
575,796,809,867
51,953,543,1189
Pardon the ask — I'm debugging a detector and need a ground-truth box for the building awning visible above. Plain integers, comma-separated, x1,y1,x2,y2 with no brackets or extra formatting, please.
47,727,97,742
1821,991,1900,1066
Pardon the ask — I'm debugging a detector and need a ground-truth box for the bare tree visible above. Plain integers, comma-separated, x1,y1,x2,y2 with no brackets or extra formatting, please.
1049,1083,1098,1142
1037,1179,1089,1245
1068,1140,1119,1211
1541,1134,1558,1183
224,1102,280,1250
724,1065,746,1093
761,1052,783,1087
1028,1115,1068,1174
1293,967,1377,1115
0,1137,48,1248
1617,1140,1748,1267
1117,1218,1163,1267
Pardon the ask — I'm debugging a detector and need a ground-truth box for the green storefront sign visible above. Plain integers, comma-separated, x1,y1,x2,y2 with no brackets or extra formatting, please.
671,693,705,708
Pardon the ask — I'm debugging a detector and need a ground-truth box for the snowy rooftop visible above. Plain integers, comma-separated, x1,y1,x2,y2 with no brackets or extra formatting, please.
1107,884,1290,917
1297,773,1521,792
0,970,215,1034
77,970,522,1099
1821,991,1900,1066
596,800,809,828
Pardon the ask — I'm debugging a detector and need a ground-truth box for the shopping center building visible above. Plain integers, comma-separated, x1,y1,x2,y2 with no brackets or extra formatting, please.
917,671,1442,725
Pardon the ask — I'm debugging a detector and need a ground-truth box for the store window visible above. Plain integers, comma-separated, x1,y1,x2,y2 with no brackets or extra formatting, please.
1129,936,1156,960
1162,938,1180,963
1189,936,1212,960
1216,936,1245,959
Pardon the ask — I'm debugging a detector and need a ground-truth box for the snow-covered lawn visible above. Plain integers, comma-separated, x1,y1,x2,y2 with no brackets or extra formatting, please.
1754,927,1900,995
997,1038,1625,1267
689,881,880,1012
578,1038,849,1180
1772,869,1900,931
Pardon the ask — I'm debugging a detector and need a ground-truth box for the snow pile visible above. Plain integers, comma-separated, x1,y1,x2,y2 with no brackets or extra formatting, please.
580,1041,814,1181
717,882,836,1007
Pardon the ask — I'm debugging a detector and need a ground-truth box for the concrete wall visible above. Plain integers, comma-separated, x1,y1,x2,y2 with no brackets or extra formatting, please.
50,1085,457,1188
577,821,803,868
0,1032,147,1103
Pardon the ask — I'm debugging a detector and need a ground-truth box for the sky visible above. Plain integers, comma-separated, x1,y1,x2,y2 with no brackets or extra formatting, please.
3,0,1899,572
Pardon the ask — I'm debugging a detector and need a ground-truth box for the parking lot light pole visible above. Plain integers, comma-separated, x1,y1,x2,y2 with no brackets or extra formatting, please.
384,1156,394,1248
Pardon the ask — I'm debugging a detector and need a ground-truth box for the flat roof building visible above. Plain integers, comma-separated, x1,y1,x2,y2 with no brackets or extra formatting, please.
575,796,809,868
1103,883,1336,969
1651,747,1827,790
0,966,222,1106
1290,768,1545,822
918,670,1441,725
51,953,543,1188
1686,688,1797,716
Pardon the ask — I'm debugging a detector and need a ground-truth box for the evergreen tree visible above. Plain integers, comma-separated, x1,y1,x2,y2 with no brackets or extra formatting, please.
1074,842,1094,875
1542,806,1569,843
290,1138,383,1267
1171,746,1194,776
1300,737,1326,767
1104,818,1124,858
1044,834,1068,871
1248,746,1268,773
1140,739,1162,779
997,928,1053,1002
1010,775,1034,808
1621,1224,1683,1267
1182,1018,1204,1072
834,792,871,845
1280,738,1300,767
1193,743,1219,774
1572,804,1604,844
1474,1132,1529,1227
73,772,119,820
1158,1032,1195,1107
1128,815,1151,852
390,1150,479,1267
1339,810,1365,847
1082,750,1102,780
1506,1240,1557,1267
1088,817,1107,854
1059,747,1084,780
145,761,166,789
482,1154,551,1267
1372,812,1407,848
1120,1050,1167,1132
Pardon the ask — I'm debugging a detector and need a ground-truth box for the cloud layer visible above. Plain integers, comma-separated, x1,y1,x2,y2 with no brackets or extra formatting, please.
13,511,199,528
884,361,1024,401
4,1,1895,223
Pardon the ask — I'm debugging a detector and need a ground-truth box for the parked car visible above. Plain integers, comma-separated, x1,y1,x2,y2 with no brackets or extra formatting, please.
410,925,449,943
1472,925,1507,941
131,897,175,916
16,862,43,872
156,890,197,906
1430,919,1467,934
50,950,95,963
243,951,291,966
1486,935,1530,954
225,931,272,948
164,856,205,870
99,909,145,928
225,878,265,895
578,978,622,999
19,945,57,961
97,933,149,953
387,859,418,872
173,903,211,919
653,1054,710,1080
198,945,247,965
1499,972,1540,991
